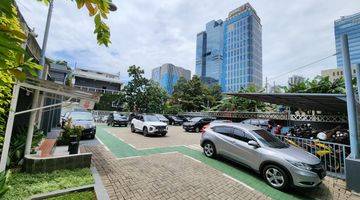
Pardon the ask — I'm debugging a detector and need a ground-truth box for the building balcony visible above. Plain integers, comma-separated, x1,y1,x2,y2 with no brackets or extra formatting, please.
74,85,121,94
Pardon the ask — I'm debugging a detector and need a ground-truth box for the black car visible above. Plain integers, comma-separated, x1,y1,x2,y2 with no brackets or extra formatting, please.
182,117,215,132
107,113,129,127
176,115,190,122
165,115,183,125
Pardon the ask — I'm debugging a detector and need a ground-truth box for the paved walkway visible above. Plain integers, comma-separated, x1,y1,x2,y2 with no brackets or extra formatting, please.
81,126,360,200
85,145,269,200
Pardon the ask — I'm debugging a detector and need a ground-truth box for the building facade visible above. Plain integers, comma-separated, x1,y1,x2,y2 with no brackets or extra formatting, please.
335,12,360,67
321,67,357,82
195,3,262,92
151,63,191,94
195,20,224,83
288,75,305,86
49,60,71,84
73,68,122,93
221,3,262,92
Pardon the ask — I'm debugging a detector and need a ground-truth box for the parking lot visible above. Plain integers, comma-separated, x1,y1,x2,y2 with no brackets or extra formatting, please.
81,125,359,200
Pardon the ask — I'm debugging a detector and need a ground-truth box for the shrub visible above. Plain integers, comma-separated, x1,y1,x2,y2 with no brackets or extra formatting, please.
0,127,44,168
57,120,83,146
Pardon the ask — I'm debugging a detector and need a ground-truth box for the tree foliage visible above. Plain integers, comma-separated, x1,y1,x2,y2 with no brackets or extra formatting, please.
123,66,168,113
284,76,346,94
212,85,265,112
94,92,126,111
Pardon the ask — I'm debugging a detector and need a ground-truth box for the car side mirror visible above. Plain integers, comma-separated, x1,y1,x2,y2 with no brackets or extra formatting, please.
248,140,260,148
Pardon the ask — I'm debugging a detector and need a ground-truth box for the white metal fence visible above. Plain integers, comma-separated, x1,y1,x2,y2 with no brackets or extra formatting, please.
276,135,350,179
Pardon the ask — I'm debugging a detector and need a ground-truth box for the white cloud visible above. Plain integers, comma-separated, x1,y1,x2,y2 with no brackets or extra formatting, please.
17,0,359,85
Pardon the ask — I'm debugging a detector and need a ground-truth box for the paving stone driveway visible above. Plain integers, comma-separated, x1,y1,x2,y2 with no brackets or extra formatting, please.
105,126,200,149
85,145,269,200
82,126,360,200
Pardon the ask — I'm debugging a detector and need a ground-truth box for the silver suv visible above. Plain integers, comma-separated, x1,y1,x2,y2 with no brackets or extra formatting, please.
200,123,325,190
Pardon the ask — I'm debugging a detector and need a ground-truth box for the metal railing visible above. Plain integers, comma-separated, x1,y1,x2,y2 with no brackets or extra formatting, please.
182,111,348,123
276,135,350,179
74,85,121,94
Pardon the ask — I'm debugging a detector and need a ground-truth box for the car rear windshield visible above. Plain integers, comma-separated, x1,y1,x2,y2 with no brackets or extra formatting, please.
252,129,289,148
144,115,160,122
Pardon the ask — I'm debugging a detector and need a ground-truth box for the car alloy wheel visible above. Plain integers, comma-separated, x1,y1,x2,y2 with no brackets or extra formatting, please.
195,127,200,133
203,142,216,158
265,168,285,188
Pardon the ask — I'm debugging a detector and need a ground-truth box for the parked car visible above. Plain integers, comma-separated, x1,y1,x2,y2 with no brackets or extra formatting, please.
182,117,215,133
165,115,183,125
130,114,168,136
200,123,325,190
176,115,190,122
107,113,129,127
241,119,274,132
66,111,96,139
155,114,169,124
201,120,233,132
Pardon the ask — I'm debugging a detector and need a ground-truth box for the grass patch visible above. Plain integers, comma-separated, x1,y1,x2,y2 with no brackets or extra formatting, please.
47,191,96,200
3,168,94,200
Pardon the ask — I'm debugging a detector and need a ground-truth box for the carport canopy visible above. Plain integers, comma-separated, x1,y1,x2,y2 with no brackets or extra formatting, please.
226,93,347,113
0,76,100,171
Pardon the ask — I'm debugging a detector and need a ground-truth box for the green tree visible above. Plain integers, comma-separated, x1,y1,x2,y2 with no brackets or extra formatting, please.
212,85,265,112
123,65,149,112
144,81,168,113
94,92,126,111
207,84,223,109
285,76,346,94
123,66,168,113
171,76,210,112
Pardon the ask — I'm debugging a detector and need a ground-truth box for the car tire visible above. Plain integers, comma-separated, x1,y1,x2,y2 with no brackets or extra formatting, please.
143,127,149,137
161,132,167,137
111,122,115,127
90,134,95,139
131,124,136,133
195,127,200,133
203,141,216,158
262,165,290,190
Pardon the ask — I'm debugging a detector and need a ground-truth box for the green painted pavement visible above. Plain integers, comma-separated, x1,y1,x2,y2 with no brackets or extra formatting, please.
95,126,312,200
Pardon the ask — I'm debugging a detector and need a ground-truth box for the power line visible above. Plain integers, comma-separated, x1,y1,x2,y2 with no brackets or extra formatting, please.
267,52,337,82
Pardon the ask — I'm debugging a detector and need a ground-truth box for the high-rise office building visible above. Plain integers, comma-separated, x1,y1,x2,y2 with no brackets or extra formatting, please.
151,63,191,94
288,75,305,86
195,20,224,84
335,12,360,67
221,3,262,92
195,3,262,92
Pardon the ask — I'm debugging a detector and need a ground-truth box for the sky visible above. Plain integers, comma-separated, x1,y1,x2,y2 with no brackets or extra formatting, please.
17,0,359,85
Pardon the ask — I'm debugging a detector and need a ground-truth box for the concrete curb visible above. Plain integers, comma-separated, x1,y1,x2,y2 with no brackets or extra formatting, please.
91,167,110,200
29,184,94,200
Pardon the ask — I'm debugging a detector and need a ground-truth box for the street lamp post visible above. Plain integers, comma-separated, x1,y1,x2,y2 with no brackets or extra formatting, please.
25,0,117,155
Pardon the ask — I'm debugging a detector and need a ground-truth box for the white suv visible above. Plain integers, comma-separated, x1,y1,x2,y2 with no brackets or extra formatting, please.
130,114,168,136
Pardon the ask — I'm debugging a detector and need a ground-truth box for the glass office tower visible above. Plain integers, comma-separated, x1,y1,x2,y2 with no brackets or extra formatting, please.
335,12,360,67
195,20,224,85
221,3,262,92
151,63,191,94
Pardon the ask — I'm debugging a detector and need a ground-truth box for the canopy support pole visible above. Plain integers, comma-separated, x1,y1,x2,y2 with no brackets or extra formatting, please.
0,84,20,171
25,90,40,155
342,34,359,159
